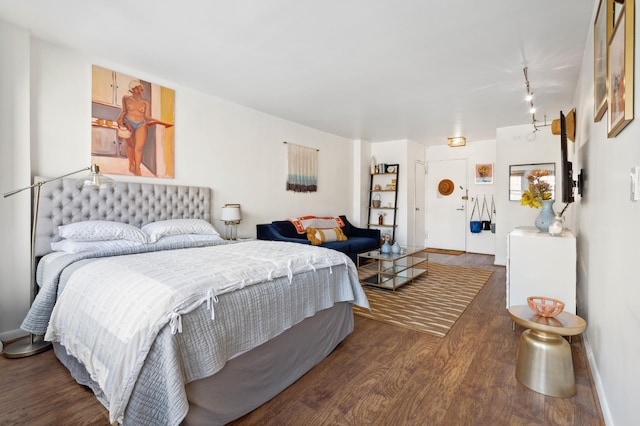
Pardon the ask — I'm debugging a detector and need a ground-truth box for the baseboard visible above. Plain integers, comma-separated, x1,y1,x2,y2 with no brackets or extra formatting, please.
582,332,613,425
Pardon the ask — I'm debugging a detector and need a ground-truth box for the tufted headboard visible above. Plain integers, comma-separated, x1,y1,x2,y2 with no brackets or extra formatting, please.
34,177,211,257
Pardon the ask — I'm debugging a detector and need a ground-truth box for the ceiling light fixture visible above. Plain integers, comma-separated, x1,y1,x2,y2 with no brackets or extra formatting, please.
523,67,550,133
447,136,466,147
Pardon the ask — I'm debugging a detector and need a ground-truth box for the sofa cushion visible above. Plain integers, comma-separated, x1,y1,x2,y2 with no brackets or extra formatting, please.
272,220,307,239
306,227,348,245
288,215,345,234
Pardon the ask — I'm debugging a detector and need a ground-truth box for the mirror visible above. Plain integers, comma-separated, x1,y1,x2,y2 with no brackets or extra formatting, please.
509,163,555,201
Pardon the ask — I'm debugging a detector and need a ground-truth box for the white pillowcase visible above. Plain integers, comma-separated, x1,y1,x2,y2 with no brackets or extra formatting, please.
51,239,143,253
151,234,225,245
142,219,220,243
58,220,148,243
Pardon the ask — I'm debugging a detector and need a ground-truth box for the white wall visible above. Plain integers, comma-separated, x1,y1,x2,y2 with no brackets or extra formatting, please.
494,125,564,265
570,1,640,423
353,139,372,227
426,139,497,255
0,20,32,341
0,26,356,340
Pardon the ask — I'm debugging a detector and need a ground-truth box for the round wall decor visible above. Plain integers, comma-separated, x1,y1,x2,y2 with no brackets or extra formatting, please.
438,179,455,196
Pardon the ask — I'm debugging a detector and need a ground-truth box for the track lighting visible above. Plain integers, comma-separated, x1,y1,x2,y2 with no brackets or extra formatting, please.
523,67,550,133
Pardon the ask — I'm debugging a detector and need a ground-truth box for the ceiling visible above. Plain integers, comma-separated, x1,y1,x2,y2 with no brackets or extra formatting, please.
0,0,595,146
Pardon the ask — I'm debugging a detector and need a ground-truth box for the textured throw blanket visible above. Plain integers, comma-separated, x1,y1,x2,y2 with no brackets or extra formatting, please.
37,240,367,425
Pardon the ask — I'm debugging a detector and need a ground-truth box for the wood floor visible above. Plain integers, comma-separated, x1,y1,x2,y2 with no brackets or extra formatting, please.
0,253,604,425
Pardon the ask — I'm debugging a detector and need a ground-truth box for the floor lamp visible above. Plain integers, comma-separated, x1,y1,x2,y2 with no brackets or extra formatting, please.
2,164,115,358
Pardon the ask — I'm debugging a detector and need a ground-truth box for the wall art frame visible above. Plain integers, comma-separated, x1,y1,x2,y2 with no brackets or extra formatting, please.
607,0,634,137
594,0,613,122
91,65,175,178
475,163,493,184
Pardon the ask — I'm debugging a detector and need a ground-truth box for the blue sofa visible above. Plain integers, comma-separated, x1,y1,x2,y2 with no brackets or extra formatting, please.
256,215,380,262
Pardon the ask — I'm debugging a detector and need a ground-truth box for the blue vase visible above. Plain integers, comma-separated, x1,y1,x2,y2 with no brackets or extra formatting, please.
381,240,391,254
535,200,555,232
391,241,401,254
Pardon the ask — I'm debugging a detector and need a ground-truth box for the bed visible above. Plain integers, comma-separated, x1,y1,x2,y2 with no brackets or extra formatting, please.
23,177,369,425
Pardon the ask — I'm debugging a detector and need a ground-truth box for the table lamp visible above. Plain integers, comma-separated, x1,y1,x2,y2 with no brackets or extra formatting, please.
221,204,241,240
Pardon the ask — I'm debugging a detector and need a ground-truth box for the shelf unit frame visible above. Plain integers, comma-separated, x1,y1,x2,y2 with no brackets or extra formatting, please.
367,164,399,242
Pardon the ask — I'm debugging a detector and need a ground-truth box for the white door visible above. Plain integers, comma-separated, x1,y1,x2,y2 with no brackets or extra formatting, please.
412,161,426,247
426,159,467,251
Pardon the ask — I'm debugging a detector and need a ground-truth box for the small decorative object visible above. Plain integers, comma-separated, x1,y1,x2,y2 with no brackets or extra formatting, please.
534,200,555,233
438,179,454,196
374,184,382,190
381,239,391,254
520,169,555,232
391,241,401,254
372,194,381,208
371,156,376,174
520,169,552,208
527,296,565,318
378,212,385,225
548,214,565,236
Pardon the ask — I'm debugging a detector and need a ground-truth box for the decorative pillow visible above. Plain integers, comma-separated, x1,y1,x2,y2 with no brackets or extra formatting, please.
306,227,348,245
288,216,345,234
58,220,148,243
142,219,220,243
51,239,143,253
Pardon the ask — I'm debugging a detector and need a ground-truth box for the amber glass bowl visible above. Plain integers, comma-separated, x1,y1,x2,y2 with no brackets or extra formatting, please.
527,296,565,318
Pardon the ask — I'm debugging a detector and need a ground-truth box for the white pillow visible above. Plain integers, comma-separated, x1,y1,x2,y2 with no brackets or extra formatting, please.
51,239,143,253
58,220,148,243
151,234,225,246
142,219,220,243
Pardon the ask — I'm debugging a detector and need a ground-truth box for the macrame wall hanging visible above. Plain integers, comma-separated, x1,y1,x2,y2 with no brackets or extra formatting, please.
285,141,318,193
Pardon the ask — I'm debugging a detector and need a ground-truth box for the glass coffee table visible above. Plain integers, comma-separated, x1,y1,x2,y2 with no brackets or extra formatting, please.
356,246,428,291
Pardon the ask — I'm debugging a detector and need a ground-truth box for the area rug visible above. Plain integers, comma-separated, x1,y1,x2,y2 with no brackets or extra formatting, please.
425,248,464,255
353,262,493,337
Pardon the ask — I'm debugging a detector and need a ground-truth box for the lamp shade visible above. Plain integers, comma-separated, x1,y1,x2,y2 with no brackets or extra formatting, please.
74,164,116,190
221,205,241,222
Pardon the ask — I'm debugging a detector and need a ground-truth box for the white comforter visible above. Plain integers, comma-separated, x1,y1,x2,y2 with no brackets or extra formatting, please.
44,240,368,424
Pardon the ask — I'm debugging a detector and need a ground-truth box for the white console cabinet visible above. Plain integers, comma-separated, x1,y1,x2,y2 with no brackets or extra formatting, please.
506,227,576,314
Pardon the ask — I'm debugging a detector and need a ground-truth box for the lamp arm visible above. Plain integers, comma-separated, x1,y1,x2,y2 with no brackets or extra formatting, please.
3,166,91,198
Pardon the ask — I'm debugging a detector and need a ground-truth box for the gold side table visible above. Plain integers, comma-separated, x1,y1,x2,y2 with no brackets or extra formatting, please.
508,305,586,397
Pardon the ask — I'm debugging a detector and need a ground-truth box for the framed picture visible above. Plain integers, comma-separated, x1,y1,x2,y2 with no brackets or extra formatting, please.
607,0,634,137
91,65,175,177
594,0,612,122
475,163,493,184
